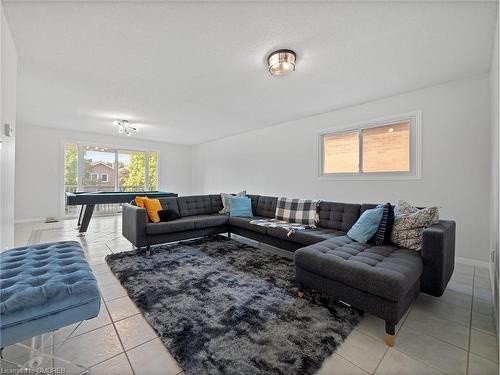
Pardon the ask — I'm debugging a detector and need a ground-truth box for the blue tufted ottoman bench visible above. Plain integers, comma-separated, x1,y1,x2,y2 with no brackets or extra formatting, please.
0,241,101,349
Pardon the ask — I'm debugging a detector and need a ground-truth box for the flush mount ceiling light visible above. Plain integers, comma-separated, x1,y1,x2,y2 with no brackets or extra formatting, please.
114,120,138,136
268,49,296,76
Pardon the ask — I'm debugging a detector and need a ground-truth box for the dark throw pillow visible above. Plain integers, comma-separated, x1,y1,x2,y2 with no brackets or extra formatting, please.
372,203,395,245
158,209,180,222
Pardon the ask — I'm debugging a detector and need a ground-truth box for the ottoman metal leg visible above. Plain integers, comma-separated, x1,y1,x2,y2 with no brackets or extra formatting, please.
27,335,45,368
2,331,91,374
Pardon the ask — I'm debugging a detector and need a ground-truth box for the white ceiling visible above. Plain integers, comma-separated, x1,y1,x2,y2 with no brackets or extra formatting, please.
3,1,498,145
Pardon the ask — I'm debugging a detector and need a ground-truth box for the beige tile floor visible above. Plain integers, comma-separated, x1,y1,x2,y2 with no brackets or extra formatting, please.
5,216,499,375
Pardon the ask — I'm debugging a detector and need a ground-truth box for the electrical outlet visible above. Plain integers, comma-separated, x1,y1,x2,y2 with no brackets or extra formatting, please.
491,250,496,263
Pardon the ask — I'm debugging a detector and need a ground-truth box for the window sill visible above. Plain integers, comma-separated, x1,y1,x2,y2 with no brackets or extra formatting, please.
317,173,422,181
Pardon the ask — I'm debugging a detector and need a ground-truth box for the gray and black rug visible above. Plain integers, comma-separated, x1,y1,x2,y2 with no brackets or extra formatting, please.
105,236,362,375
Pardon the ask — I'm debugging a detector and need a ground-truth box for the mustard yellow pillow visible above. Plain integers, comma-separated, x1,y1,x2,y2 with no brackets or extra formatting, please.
135,196,149,222
144,198,163,223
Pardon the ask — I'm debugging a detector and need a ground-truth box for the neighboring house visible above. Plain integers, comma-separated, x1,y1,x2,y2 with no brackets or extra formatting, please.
87,162,115,189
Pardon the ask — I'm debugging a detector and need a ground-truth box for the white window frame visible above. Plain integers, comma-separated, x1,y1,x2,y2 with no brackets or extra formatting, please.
90,172,98,181
100,173,108,182
318,110,422,180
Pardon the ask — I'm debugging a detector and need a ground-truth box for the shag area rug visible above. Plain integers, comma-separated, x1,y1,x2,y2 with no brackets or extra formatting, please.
105,236,362,375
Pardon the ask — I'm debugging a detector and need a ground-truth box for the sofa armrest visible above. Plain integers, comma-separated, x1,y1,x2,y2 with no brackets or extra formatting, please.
420,220,456,297
122,203,147,248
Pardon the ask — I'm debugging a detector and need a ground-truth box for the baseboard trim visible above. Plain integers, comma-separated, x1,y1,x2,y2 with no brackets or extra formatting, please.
455,256,490,269
14,218,46,224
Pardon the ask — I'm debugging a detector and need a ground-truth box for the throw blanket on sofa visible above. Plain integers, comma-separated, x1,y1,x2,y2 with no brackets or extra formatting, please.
249,219,309,237
275,198,320,226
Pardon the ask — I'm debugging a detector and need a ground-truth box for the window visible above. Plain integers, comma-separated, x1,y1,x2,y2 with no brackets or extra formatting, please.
323,131,359,173
63,143,159,216
319,111,421,179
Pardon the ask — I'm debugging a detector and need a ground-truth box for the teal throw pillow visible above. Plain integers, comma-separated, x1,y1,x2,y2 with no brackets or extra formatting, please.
347,207,384,243
229,197,253,218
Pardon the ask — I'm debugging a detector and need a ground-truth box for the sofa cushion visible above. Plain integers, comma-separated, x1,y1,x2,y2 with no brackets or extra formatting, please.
158,209,181,222
229,216,268,234
158,197,180,216
360,203,378,214
146,218,195,235
255,196,278,218
177,195,212,217
246,194,260,214
268,227,345,246
209,195,224,213
294,236,423,301
191,214,229,229
318,202,361,231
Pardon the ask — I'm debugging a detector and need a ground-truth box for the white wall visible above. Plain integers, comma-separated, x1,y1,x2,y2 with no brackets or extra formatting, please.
192,74,492,262
0,6,17,250
489,12,499,324
15,124,192,222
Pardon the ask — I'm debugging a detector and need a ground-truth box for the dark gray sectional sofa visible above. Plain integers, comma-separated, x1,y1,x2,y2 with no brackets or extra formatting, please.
122,194,456,347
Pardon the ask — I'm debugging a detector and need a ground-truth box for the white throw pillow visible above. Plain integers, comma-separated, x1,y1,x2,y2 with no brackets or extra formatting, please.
219,190,246,214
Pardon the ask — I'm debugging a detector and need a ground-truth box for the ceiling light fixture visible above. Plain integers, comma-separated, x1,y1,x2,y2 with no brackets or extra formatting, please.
114,120,138,136
268,49,296,76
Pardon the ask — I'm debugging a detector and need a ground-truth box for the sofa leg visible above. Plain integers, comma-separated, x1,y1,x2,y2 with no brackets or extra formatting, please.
385,322,396,347
145,245,151,257
228,231,232,239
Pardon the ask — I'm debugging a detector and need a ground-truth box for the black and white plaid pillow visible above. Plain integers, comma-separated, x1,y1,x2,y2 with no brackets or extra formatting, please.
275,198,319,226
372,203,395,245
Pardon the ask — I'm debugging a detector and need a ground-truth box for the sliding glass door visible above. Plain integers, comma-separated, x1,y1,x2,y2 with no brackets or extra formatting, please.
63,143,159,216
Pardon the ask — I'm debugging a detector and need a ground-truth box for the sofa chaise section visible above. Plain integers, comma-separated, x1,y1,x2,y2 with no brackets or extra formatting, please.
294,220,455,346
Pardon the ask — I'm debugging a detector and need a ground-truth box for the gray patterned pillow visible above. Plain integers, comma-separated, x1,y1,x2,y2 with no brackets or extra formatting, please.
219,190,246,214
394,200,419,217
390,200,439,251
